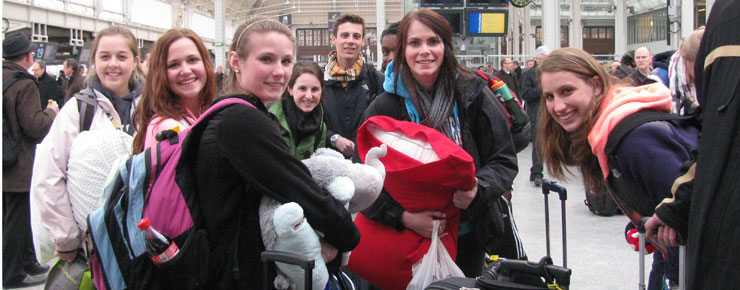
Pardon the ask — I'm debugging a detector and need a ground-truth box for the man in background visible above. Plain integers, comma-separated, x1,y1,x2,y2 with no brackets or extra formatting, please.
520,46,550,186
3,33,58,289
31,60,65,110
61,58,85,103
140,50,151,76
630,47,656,86
494,57,521,98
512,60,522,79
323,14,384,157
485,62,495,74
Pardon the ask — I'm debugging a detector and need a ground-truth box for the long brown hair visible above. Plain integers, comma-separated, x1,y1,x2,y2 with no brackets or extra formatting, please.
85,25,144,90
132,28,217,153
393,9,470,134
222,16,295,97
536,47,613,192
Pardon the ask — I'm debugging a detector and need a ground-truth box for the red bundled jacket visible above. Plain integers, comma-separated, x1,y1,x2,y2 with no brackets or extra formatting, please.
347,116,476,290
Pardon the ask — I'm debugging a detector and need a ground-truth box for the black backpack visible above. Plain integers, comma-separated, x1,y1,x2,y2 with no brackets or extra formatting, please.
3,72,37,167
473,69,531,153
603,110,697,220
584,185,620,216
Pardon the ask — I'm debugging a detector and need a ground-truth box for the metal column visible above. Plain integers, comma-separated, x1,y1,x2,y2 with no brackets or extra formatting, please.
542,0,560,50
614,1,627,59
376,0,385,68
215,0,225,69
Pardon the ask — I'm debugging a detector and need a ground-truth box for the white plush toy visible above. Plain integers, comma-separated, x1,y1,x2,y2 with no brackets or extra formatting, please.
259,145,387,290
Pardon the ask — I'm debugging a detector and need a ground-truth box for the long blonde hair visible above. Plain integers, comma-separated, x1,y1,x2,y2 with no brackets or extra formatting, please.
537,47,613,192
222,16,295,97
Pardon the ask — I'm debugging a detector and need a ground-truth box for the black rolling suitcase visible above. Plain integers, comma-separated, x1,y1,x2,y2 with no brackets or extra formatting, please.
261,250,355,290
427,180,572,290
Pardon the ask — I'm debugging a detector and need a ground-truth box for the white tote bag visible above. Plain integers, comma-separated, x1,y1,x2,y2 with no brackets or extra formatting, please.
407,220,465,290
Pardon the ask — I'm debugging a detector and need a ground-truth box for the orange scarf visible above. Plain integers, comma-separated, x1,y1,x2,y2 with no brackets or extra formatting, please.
588,83,672,178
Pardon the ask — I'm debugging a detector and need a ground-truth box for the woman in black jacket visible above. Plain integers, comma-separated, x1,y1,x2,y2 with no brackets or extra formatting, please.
358,8,517,282
192,17,359,288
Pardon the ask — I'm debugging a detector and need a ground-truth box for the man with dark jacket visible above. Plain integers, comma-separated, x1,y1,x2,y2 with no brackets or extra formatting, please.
31,60,65,110
3,33,58,289
494,57,521,97
646,1,740,288
630,47,657,86
512,60,522,79
323,14,384,157
520,46,549,186
614,51,636,80
62,59,85,104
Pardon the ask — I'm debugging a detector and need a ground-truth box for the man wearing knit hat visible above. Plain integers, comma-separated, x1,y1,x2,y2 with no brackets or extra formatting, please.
520,46,550,187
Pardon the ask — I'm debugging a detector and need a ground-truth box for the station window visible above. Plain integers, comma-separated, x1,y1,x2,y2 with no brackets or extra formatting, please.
628,9,668,44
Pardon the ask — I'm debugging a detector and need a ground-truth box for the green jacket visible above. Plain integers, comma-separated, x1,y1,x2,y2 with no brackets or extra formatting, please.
269,100,327,159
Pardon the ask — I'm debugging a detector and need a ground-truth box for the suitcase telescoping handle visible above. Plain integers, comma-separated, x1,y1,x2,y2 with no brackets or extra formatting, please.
636,217,650,290
542,179,568,268
261,250,315,290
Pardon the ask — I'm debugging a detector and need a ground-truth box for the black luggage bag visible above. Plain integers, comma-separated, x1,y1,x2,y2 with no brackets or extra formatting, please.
427,180,572,290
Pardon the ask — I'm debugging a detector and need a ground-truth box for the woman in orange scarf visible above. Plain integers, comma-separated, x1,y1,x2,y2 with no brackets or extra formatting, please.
537,48,699,289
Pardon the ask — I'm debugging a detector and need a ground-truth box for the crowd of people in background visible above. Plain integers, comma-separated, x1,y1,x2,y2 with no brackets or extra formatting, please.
3,2,740,289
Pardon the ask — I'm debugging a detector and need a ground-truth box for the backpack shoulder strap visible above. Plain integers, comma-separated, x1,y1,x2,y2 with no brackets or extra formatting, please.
3,72,36,93
75,88,97,132
604,110,691,156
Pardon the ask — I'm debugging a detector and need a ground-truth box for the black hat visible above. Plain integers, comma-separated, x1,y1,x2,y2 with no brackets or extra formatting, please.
3,33,38,58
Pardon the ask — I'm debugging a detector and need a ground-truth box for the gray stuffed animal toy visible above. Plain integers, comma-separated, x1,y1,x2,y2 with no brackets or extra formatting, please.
259,145,387,290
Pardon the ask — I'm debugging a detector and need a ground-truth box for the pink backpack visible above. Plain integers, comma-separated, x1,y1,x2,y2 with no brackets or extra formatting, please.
87,97,255,290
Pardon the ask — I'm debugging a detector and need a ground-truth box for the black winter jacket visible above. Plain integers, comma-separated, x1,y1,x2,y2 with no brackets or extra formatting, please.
520,64,542,121
192,95,360,288
37,72,65,110
322,63,384,148
681,2,740,288
360,73,518,246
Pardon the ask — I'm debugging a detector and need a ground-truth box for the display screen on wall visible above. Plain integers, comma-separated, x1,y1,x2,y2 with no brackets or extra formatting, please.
77,47,92,64
34,43,59,62
465,0,507,8
421,0,464,8
466,9,508,36
432,9,464,36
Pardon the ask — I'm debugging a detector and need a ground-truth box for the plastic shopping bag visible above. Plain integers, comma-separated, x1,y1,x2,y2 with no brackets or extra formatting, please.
407,220,465,290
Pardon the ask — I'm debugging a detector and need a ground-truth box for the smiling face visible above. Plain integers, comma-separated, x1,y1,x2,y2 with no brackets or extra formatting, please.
94,35,138,97
332,22,364,67
166,38,206,106
541,71,600,132
287,73,322,113
404,20,444,91
230,31,294,103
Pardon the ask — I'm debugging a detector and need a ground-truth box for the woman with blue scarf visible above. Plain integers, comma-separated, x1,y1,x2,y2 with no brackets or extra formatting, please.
356,8,518,283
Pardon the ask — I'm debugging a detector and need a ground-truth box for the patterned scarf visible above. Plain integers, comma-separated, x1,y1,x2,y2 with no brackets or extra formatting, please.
325,50,364,87
668,51,699,116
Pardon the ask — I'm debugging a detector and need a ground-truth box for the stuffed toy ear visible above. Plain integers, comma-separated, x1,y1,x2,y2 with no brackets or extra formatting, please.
346,145,388,213
364,144,388,180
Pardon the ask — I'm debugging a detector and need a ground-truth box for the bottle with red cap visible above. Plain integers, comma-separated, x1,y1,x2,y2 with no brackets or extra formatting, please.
137,218,180,263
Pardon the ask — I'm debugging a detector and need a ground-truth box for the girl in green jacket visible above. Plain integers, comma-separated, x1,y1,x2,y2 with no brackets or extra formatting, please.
269,62,327,159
